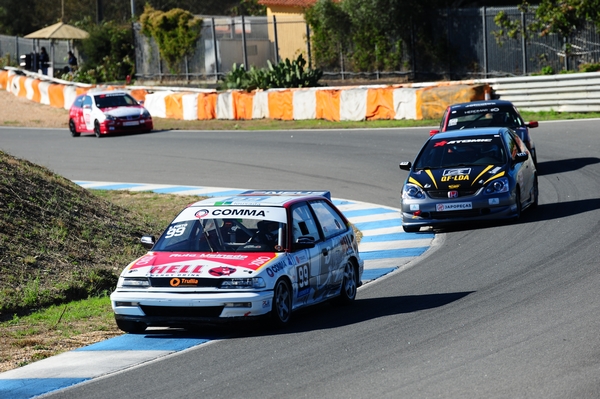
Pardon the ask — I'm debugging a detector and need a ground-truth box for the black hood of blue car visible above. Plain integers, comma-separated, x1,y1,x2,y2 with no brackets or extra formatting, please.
408,164,507,192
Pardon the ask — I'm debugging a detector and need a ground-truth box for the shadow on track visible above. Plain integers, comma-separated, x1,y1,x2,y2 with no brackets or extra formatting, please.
536,157,600,176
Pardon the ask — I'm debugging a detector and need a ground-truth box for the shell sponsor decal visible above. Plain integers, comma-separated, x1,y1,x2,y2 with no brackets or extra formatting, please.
126,252,279,276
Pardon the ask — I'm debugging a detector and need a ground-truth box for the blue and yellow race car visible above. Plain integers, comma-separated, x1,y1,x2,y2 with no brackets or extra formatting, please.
399,127,538,232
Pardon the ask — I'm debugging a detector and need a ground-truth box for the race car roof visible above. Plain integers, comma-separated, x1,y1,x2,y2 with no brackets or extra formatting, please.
188,190,331,207
448,99,514,110
429,127,508,140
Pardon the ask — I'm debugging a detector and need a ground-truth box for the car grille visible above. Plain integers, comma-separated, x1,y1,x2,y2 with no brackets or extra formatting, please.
429,209,490,219
427,189,478,199
149,277,221,288
140,305,224,318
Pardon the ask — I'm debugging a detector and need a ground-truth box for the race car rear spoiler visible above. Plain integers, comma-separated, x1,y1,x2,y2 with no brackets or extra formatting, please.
239,190,331,200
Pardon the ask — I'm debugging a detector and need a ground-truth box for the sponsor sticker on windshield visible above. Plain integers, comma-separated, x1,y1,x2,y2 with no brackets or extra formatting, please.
436,202,472,211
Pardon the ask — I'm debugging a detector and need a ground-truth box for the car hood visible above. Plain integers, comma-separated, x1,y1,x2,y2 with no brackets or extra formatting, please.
102,105,146,117
408,164,506,191
121,251,283,278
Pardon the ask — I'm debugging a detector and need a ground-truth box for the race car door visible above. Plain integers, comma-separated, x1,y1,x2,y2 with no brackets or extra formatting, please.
290,202,325,306
307,199,347,300
82,95,94,131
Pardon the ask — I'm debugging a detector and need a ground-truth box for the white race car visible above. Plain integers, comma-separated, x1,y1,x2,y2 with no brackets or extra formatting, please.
111,190,363,333
68,90,153,137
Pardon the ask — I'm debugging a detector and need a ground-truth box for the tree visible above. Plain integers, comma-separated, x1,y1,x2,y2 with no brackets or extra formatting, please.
494,1,600,68
140,5,203,73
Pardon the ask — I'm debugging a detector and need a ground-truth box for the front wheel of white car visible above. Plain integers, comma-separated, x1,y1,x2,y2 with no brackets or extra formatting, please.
271,279,292,327
334,260,358,305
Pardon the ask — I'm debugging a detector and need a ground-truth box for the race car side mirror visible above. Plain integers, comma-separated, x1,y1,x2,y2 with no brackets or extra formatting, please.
514,152,529,164
399,162,412,171
527,121,539,128
293,236,316,250
429,129,440,136
140,235,155,249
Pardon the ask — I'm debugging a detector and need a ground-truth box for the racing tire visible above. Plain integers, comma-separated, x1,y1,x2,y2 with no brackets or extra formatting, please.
69,119,80,137
333,260,358,305
94,120,102,138
271,279,292,327
116,319,147,334
402,225,420,233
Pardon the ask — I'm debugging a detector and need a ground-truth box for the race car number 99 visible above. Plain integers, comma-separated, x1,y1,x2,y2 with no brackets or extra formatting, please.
165,223,188,239
297,265,309,288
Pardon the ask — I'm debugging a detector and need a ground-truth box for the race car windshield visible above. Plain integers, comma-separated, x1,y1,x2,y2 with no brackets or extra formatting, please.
95,94,138,109
152,218,287,253
447,107,522,130
414,136,507,169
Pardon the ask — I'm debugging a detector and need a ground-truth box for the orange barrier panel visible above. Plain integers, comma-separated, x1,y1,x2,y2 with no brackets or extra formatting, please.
75,86,90,96
197,93,217,120
17,77,27,98
416,84,488,120
48,84,65,108
268,90,294,120
31,79,41,103
165,92,187,120
0,70,7,89
316,90,341,121
366,88,395,120
232,91,254,120
129,89,148,103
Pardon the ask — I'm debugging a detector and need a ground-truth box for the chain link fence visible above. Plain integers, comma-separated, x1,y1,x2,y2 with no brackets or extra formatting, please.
0,35,72,76
2,6,599,84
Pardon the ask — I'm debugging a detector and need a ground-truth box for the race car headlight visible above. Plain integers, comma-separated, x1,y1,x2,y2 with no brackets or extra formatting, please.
142,110,151,118
105,114,116,121
484,177,509,194
220,277,266,289
402,183,426,199
118,277,150,288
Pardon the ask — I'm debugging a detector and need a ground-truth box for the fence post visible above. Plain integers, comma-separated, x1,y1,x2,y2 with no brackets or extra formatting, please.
211,18,219,82
521,11,527,75
241,15,248,68
305,22,312,68
482,7,488,78
273,15,279,64
339,43,344,81
185,55,189,83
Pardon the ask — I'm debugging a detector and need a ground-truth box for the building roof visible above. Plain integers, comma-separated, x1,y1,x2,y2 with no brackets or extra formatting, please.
258,0,317,7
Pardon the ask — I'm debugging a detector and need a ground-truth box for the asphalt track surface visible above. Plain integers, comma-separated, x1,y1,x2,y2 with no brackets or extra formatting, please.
0,121,599,398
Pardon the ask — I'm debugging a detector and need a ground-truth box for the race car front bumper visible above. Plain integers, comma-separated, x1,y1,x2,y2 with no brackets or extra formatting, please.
401,191,517,230
111,290,274,327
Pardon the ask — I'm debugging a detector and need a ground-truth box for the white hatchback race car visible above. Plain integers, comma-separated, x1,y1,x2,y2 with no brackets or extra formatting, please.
68,90,153,137
111,190,364,333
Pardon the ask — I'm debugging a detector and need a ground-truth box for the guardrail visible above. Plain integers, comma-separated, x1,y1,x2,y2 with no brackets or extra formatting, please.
479,71,600,113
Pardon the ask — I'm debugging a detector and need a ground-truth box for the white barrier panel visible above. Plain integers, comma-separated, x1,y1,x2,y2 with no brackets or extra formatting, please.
340,88,368,121
252,91,269,119
393,88,418,120
144,91,171,118
38,81,51,106
182,93,198,121
216,91,234,120
293,89,317,120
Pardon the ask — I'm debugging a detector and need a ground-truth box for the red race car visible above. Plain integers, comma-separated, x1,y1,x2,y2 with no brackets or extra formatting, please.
430,99,538,165
69,90,153,137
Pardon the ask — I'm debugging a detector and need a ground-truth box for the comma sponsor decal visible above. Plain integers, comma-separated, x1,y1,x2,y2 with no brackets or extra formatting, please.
266,262,286,277
195,209,209,218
